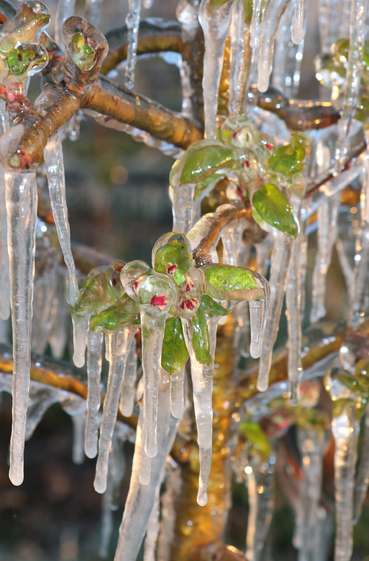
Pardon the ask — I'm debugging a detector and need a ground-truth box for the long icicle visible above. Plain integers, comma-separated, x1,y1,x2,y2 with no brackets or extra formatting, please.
291,0,305,45
44,134,79,306
140,309,166,458
353,404,369,523
332,407,359,561
335,0,368,170
0,100,9,320
295,429,325,561
113,382,178,561
94,328,132,493
85,329,103,458
198,0,233,139
124,0,142,91
310,196,339,323
119,334,138,417
169,369,186,420
5,171,38,485
257,233,292,391
183,320,214,507
245,455,275,561
143,491,160,561
228,0,248,117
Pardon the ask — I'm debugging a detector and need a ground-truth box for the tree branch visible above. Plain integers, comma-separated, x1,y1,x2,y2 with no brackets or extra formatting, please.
81,77,202,149
102,19,184,75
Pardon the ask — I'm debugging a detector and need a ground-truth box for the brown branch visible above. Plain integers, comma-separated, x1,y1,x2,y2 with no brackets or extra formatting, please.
8,90,81,169
81,78,203,149
102,19,184,75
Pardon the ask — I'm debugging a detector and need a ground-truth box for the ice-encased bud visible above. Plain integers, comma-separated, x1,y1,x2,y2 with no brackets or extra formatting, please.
120,260,151,301
137,273,177,315
5,43,48,79
74,264,123,316
0,2,50,54
152,232,193,286
177,266,204,319
63,16,108,78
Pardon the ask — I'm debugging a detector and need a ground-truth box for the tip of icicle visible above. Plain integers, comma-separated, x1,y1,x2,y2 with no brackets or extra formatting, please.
94,477,107,495
197,491,208,507
84,444,98,459
9,467,24,486
256,378,268,392
73,353,85,369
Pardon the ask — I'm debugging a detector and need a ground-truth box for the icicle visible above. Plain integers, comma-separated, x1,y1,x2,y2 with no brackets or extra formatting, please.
257,0,290,92
169,369,185,419
140,309,166,458
336,238,354,305
310,196,339,323
228,0,248,117
25,386,61,440
169,183,199,234
32,264,57,354
294,429,325,560
249,300,266,359
245,455,275,561
335,0,368,170
72,314,89,368
113,382,178,561
291,0,305,45
44,134,79,306
257,233,292,392
0,100,9,320
55,0,76,45
143,491,160,561
183,320,213,506
5,171,37,486
84,0,103,28
198,0,233,139
353,405,369,523
124,0,142,90
332,407,359,561
318,0,344,54
221,219,247,266
351,144,369,325
48,271,69,359
84,330,103,458
119,335,137,417
157,460,181,561
286,232,306,401
94,328,132,494
71,412,85,464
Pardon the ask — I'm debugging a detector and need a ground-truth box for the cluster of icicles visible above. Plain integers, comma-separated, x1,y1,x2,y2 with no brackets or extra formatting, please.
0,1,368,561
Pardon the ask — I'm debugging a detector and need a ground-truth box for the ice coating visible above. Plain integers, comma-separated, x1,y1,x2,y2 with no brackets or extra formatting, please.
94,328,132,494
44,134,79,306
84,329,103,458
72,313,89,368
5,171,38,485
198,0,233,138
257,233,292,391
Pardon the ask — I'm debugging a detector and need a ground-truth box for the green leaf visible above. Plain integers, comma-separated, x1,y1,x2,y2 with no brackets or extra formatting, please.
203,264,263,301
252,183,299,238
89,294,139,331
239,421,271,460
161,317,189,374
179,142,236,185
190,307,211,365
73,266,123,316
267,133,306,178
153,235,192,286
200,294,229,317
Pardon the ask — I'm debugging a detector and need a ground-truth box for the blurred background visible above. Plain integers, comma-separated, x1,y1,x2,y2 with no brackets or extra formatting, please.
0,1,366,560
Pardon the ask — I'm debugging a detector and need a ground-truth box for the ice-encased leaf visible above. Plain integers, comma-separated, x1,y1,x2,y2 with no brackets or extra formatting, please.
161,317,189,374
200,294,228,317
89,294,140,331
189,306,211,365
152,232,193,286
267,133,306,177
203,264,263,301
171,141,237,186
74,265,123,316
252,183,299,238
